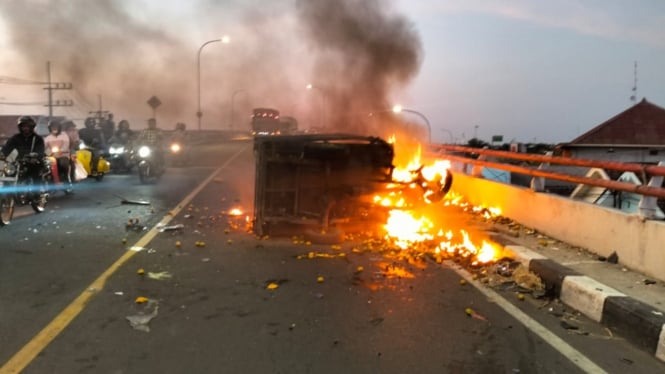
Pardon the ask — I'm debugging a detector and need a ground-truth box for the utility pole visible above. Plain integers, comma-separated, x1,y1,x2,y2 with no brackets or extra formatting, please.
44,61,73,123
89,94,109,123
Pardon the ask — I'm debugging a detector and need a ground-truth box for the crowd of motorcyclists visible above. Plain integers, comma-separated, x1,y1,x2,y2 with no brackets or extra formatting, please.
0,114,190,211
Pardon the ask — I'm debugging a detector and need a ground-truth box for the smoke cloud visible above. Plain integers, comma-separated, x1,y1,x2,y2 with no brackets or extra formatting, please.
295,0,423,136
0,0,422,135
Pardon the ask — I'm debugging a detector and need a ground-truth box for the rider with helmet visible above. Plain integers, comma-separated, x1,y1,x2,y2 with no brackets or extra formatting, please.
1,116,46,164
78,117,105,175
44,120,72,185
111,119,135,146
1,116,48,203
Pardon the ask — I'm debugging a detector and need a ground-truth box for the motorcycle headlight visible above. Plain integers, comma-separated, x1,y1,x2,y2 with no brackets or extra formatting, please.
138,146,151,158
109,146,125,154
4,162,17,176
170,143,181,153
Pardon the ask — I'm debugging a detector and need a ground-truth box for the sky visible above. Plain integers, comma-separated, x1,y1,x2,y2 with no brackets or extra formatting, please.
0,0,664,144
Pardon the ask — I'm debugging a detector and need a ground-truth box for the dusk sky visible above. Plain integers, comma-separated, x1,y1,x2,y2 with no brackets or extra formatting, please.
1,0,664,144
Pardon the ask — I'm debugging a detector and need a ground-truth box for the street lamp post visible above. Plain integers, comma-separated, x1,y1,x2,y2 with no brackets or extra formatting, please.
230,89,248,131
306,84,326,128
392,105,432,143
196,36,230,131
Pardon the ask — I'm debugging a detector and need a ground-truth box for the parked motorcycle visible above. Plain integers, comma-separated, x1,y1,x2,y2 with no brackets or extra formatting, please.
0,150,49,225
135,144,165,183
107,142,134,173
76,141,111,181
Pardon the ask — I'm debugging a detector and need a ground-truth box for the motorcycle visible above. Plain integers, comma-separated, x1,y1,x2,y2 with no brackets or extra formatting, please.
0,150,49,225
135,144,165,183
107,142,134,173
168,141,189,166
76,141,111,181
45,146,74,194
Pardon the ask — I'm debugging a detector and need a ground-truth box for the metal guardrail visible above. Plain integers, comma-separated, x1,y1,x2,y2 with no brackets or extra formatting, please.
430,144,665,218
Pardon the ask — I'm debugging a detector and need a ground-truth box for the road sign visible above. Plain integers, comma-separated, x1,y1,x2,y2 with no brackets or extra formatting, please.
147,96,161,109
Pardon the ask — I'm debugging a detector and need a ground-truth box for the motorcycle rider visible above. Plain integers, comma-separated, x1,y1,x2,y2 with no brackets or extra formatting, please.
78,117,105,175
44,120,72,185
100,112,115,143
63,120,80,150
110,119,135,146
136,118,165,166
0,116,47,203
169,122,189,164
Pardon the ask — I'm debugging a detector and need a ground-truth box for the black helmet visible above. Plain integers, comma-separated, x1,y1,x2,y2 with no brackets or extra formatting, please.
176,122,186,131
84,117,95,128
17,116,36,129
48,120,62,133
118,119,129,130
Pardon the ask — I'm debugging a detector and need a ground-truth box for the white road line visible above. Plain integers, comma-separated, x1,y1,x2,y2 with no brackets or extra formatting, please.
446,261,608,374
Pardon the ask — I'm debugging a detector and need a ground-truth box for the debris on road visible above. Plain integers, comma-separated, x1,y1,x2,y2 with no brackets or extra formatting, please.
126,299,159,332
121,199,151,206
135,296,149,304
147,271,172,280
160,224,184,232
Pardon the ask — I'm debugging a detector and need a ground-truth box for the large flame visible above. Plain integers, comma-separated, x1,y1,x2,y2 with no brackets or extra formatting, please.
377,139,502,264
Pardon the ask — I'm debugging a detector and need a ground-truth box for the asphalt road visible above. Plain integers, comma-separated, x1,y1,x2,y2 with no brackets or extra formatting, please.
1,138,664,374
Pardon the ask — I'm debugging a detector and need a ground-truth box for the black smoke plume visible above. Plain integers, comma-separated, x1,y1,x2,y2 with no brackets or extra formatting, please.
296,0,423,136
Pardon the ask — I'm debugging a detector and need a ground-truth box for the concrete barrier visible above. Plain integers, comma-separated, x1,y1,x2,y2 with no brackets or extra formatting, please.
451,172,665,282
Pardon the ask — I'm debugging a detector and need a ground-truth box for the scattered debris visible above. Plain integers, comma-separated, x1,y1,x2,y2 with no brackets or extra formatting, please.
464,308,487,321
160,224,184,232
606,251,619,264
643,279,657,285
512,264,544,291
652,310,664,316
317,276,325,283
147,271,172,280
126,299,159,332
560,320,579,330
114,291,124,296
135,296,149,304
266,283,279,290
137,268,145,275
121,199,151,206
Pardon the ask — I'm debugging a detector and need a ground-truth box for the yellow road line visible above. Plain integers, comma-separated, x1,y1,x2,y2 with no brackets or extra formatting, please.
0,145,249,374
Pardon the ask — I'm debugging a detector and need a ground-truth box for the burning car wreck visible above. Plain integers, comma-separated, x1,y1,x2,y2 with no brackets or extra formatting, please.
253,133,453,240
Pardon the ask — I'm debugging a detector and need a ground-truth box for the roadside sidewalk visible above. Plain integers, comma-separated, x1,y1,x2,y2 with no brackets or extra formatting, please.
483,221,665,363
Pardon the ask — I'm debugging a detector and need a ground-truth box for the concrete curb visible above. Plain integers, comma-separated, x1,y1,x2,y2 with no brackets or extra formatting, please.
494,240,665,363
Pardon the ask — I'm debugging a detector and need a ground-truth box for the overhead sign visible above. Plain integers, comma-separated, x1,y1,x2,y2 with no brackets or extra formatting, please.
491,135,503,142
147,96,162,109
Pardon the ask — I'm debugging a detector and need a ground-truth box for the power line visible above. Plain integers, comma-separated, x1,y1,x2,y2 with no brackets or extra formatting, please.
0,75,46,85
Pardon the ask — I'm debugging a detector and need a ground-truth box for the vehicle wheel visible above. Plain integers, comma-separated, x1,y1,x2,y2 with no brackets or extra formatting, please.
31,194,46,213
0,196,15,225
95,173,104,181
64,172,74,194
139,165,150,184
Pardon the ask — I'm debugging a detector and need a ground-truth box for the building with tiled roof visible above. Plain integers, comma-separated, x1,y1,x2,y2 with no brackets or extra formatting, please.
556,98,665,164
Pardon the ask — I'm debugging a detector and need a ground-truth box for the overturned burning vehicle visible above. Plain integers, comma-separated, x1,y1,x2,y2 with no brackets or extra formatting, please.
253,134,453,239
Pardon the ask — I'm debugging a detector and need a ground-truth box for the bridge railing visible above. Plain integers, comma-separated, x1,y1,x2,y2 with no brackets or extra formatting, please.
430,144,665,219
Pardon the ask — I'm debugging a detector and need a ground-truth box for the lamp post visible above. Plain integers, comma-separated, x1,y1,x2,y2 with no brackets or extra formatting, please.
306,84,326,128
392,105,432,143
196,36,230,131
230,89,247,131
